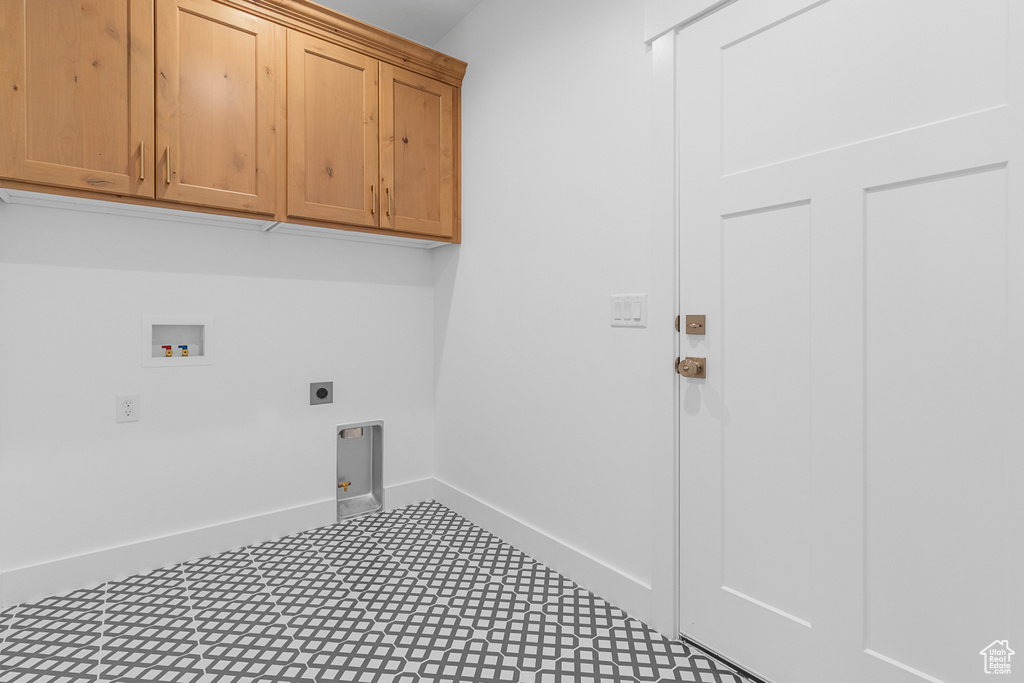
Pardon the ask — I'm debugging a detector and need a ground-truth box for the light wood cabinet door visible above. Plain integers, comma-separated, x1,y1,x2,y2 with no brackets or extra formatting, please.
380,64,455,238
155,0,276,214
0,0,154,197
287,31,379,227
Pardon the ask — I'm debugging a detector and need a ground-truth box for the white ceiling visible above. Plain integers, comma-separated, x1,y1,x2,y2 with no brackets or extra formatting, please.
315,0,482,47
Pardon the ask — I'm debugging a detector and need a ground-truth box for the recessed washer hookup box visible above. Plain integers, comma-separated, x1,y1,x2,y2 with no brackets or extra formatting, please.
336,421,384,521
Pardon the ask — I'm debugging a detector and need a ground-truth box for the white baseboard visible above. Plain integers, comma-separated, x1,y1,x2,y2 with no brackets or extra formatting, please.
1,478,653,627
383,477,435,511
0,499,337,608
0,478,440,608
432,478,653,624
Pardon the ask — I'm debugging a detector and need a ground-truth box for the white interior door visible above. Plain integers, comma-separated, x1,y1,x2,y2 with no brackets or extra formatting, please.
677,2,1024,682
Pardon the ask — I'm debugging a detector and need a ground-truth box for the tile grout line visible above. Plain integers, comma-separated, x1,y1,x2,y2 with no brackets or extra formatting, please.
297,518,451,670
402,504,587,625
298,523,408,649
3,605,21,669
383,505,499,641
414,502,639,680
311,506,492,653
303,519,389,620
0,604,14,664
100,572,201,683
369,505,511,659
240,542,320,681
395,503,594,664
307,515,448,620
401,502,652,681
96,582,108,682
176,563,212,680
401,505,718,681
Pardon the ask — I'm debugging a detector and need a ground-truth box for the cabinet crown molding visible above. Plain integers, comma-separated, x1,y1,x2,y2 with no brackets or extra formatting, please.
246,0,468,84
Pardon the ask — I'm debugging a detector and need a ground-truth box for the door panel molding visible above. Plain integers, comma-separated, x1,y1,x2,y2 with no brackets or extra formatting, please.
672,2,1021,682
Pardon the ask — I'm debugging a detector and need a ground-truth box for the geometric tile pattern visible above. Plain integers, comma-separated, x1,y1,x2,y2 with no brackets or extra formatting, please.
486,610,579,671
542,587,630,639
0,500,756,683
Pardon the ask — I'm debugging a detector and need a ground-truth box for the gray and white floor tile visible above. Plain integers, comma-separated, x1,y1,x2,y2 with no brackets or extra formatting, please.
542,587,630,639
0,608,11,653
0,588,105,683
0,501,756,683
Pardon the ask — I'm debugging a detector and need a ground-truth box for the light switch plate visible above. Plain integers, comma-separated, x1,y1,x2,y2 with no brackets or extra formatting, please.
611,294,647,328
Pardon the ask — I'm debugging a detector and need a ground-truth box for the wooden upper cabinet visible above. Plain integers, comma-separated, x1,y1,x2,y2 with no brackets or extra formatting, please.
0,0,464,241
155,0,277,214
0,0,154,197
380,64,456,239
287,31,379,227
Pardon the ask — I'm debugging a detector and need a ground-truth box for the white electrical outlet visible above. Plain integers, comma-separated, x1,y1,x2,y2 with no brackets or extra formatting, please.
116,394,141,423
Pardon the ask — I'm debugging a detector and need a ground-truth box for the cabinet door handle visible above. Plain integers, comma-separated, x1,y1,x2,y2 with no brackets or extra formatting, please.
140,141,145,181
386,187,391,217
371,184,376,215
165,146,171,185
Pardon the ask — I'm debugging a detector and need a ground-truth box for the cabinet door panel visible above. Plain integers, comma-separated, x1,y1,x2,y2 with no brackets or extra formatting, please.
380,64,454,238
287,31,379,227
0,0,154,196
156,0,276,214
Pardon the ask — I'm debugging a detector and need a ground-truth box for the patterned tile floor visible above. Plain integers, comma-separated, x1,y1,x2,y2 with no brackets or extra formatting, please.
0,501,754,683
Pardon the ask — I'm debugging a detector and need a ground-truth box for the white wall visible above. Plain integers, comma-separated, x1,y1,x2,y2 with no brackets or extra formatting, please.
433,0,656,607
644,0,725,41
0,203,436,599
0,0,664,621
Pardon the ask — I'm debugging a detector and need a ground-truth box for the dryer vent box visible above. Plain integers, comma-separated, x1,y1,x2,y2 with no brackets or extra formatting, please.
336,421,384,521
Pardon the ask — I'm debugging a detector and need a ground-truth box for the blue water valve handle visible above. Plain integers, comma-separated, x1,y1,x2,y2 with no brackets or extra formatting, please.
178,345,189,357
